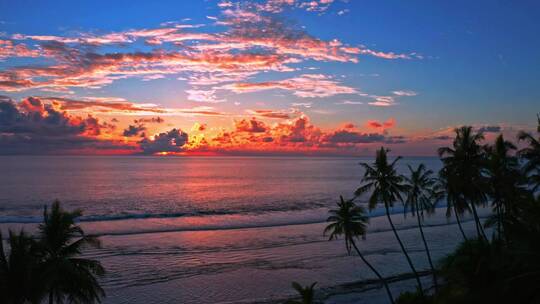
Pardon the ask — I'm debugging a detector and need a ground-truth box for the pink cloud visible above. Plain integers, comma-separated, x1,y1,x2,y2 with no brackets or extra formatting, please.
366,118,396,129
221,74,357,98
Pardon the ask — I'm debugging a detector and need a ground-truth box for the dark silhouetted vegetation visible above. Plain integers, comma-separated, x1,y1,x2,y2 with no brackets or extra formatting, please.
0,201,105,304
292,115,540,304
355,148,425,296
285,282,318,304
324,195,395,303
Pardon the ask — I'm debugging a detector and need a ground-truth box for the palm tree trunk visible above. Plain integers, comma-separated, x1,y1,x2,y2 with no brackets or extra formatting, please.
453,205,468,241
415,209,438,291
384,202,424,296
496,203,502,242
351,239,395,304
470,202,487,241
49,291,53,304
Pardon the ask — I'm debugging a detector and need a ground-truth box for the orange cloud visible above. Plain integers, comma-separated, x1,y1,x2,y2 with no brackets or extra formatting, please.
366,118,396,129
1,96,410,155
235,118,269,133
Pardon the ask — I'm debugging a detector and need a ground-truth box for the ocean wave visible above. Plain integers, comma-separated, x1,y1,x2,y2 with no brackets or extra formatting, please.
0,205,489,239
0,201,329,224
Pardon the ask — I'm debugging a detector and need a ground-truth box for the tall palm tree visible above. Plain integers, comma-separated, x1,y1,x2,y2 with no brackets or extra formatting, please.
518,114,540,191
38,200,105,304
437,168,469,241
324,195,395,304
438,126,488,240
402,164,441,290
0,230,43,304
285,282,317,304
355,147,425,297
483,134,524,242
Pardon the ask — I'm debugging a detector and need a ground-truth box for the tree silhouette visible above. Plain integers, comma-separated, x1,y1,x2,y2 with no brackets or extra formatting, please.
402,164,442,290
38,201,105,304
438,126,488,240
285,282,317,304
325,195,394,303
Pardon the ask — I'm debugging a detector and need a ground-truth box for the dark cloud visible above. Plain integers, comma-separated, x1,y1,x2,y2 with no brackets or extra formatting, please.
134,117,164,124
477,125,501,133
323,130,386,143
139,128,188,154
123,124,146,137
0,97,123,154
1,97,93,136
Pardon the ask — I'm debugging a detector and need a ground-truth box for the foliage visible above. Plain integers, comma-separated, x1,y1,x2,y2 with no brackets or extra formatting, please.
0,201,105,304
356,147,424,295
394,115,540,303
285,282,317,304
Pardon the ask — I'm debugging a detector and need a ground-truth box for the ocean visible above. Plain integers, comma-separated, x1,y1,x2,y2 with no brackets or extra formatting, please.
0,156,485,303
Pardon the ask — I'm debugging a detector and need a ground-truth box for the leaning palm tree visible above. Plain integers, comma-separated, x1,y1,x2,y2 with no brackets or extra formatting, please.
438,126,488,240
355,147,425,296
0,230,44,304
285,282,317,304
38,200,105,304
324,195,394,304
402,164,442,290
517,114,540,191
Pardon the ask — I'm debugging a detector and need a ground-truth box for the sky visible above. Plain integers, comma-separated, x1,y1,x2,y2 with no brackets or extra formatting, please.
0,0,539,156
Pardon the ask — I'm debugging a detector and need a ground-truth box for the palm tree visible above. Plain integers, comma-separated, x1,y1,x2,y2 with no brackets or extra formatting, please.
355,147,425,297
402,164,441,290
0,230,43,304
517,114,540,191
285,282,317,304
438,126,488,241
324,195,395,304
437,168,469,241
38,200,105,304
483,134,525,242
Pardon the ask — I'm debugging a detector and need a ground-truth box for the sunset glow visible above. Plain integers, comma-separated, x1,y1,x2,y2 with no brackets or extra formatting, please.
1,0,538,156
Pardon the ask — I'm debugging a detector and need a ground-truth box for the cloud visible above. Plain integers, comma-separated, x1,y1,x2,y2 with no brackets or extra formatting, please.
139,129,188,154
322,129,386,143
123,124,146,137
0,2,418,99
36,96,167,114
191,122,207,132
393,90,417,96
23,96,227,117
477,125,501,133
291,102,312,108
221,74,357,98
356,48,414,60
0,95,412,155
134,117,164,123
0,39,40,59
247,109,294,119
336,100,363,105
235,118,269,132
368,95,396,107
0,96,129,154
186,89,225,103
366,118,396,129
